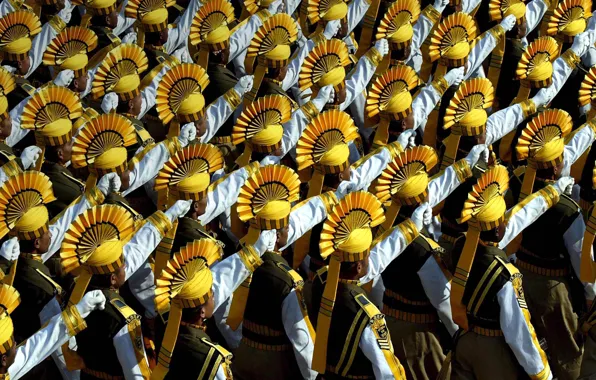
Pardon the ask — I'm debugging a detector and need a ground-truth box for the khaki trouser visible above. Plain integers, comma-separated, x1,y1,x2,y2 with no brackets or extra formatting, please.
580,332,596,379
232,342,303,380
385,316,447,380
452,332,525,380
520,268,583,380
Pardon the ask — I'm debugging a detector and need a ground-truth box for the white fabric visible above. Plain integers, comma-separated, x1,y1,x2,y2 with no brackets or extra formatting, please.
349,148,392,191
281,39,315,91
113,324,149,379
124,142,171,196
26,21,62,78
498,189,552,249
228,12,266,66
282,196,327,250
213,296,243,349
498,281,553,380
127,260,156,318
464,28,499,81
485,103,526,146
9,307,77,380
462,0,481,13
339,52,378,111
163,0,201,54
413,83,443,134
534,49,577,105
0,0,14,17
524,0,550,37
282,290,317,379
43,194,94,262
199,91,237,143
198,166,250,225
138,64,172,119
123,221,163,280
345,0,370,37
563,214,596,300
406,12,437,72
426,163,469,208
359,325,396,379
211,253,255,311
418,256,458,336
112,0,136,36
562,123,596,176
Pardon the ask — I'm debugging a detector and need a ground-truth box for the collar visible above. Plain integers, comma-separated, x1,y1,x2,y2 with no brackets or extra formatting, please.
20,253,43,262
479,240,499,247
180,321,206,331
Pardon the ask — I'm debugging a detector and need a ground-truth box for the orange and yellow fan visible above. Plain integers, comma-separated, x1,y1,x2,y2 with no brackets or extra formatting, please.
244,13,298,106
91,43,149,102
516,108,572,200
311,191,386,374
307,0,349,34
373,0,421,71
579,66,596,120
152,239,224,380
152,143,224,276
20,85,83,171
366,64,418,148
441,78,494,170
452,164,509,330
232,94,292,167
125,0,174,47
71,113,138,188
582,193,596,283
0,283,21,357
296,109,359,198
427,12,477,148
227,164,300,330
487,0,527,92
0,171,56,286
0,10,42,61
189,0,235,68
242,0,275,19
298,38,351,98
42,26,98,78
374,145,438,237
156,63,209,138
546,0,592,49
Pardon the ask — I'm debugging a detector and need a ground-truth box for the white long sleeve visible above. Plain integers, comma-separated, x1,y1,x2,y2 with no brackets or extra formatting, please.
0,0,14,17
26,21,61,78
462,0,482,13
418,256,458,336
534,50,577,105
562,122,596,176
198,166,250,225
524,0,550,36
164,0,201,54
124,219,167,280
123,141,174,196
426,162,470,208
349,148,392,190
563,214,596,300
127,260,156,318
137,64,172,119
113,324,150,379
412,13,435,53
359,325,400,379
112,0,136,36
485,104,526,146
228,12,268,63
281,290,317,380
6,92,34,147
498,281,553,380
282,196,328,250
9,309,76,380
199,90,239,143
281,39,315,91
340,51,378,110
499,189,554,249
345,0,370,36
414,83,446,133
464,28,501,81
211,252,254,311
43,192,98,262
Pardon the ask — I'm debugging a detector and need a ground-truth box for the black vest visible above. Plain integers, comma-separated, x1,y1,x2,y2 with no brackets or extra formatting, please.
41,162,85,218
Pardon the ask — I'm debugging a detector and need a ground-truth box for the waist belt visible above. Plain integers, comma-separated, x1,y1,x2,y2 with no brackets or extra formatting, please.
211,136,232,144
383,290,437,323
439,233,459,244
243,320,285,337
516,258,569,277
326,365,374,379
472,326,504,337
241,336,292,352
82,368,124,380
383,305,437,323
580,198,592,212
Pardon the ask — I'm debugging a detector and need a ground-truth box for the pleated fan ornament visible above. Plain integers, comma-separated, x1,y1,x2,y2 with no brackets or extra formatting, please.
374,146,438,235
579,66,596,119
366,64,418,148
71,113,137,188
0,67,15,124
43,26,98,78
298,38,351,96
451,165,509,330
312,191,385,373
152,239,225,380
376,0,421,50
547,0,592,42
0,283,20,355
514,36,559,101
429,12,477,73
243,0,276,16
516,108,572,200
244,14,298,106
189,0,235,67
0,171,56,285
441,78,494,170
125,0,174,33
0,11,42,60
233,95,292,167
296,109,359,197
92,44,149,101
307,0,349,25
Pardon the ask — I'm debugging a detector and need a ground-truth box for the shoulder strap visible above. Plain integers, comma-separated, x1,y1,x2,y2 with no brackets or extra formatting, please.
19,82,35,96
199,338,233,380
275,262,305,289
275,262,315,341
315,265,328,284
467,256,508,316
109,297,141,325
353,293,406,379
61,171,86,192
35,268,64,298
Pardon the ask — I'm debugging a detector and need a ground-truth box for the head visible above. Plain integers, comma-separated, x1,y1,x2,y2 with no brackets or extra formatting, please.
535,159,565,181
209,46,230,65
275,225,289,249
18,229,52,255
479,223,506,243
70,73,89,93
89,264,127,290
339,258,369,280
9,56,31,76
181,296,216,324
91,11,118,28
193,114,208,138
189,198,208,219
45,139,74,165
116,93,142,116
335,17,349,39
388,112,415,136
118,169,131,191
324,86,346,108
0,342,16,372
266,65,289,82
321,165,351,191
391,45,411,61
0,116,12,140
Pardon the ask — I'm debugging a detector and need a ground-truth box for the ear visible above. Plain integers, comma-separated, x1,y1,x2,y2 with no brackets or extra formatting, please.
33,237,41,249
1,353,6,368
110,273,118,288
199,305,206,319
72,77,79,90
128,99,135,112
57,146,64,161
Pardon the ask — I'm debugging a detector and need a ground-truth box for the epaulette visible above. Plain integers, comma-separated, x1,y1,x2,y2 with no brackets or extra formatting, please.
315,265,328,284
199,338,233,380
110,297,142,325
61,172,85,192
467,255,513,316
275,262,305,289
354,293,382,320
18,81,35,96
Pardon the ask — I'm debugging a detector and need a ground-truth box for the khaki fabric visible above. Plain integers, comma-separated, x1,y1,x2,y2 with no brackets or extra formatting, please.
452,332,524,380
580,332,596,379
232,342,302,380
520,268,583,380
385,316,446,380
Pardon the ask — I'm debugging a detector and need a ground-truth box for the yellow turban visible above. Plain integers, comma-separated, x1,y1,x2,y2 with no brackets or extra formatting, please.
475,196,506,225
444,41,470,60
322,1,348,21
0,316,13,353
113,74,141,96
252,124,283,147
562,18,587,36
338,228,372,254
319,143,350,167
44,118,73,139
505,2,527,20
264,45,291,61
94,147,127,170
176,265,213,301
257,200,291,220
5,38,32,55
61,53,88,72
459,108,488,129
142,8,168,26
0,95,8,116
177,171,211,195
14,205,49,235
527,58,553,82
205,26,231,44
318,66,346,88
395,172,429,200
178,93,206,117
532,137,565,163
385,91,412,115
389,23,414,44
87,239,124,268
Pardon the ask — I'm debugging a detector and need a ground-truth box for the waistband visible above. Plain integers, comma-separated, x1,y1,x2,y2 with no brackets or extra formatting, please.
241,336,292,352
243,320,285,337
472,326,504,337
211,136,232,144
516,257,570,277
325,365,374,379
82,368,124,380
383,290,436,323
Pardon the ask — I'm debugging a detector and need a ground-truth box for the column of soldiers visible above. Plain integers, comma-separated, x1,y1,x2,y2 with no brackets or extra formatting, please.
0,0,595,379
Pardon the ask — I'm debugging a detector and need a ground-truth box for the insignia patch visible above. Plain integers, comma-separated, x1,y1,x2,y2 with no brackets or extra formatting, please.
371,316,392,351
135,335,143,350
511,273,527,309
